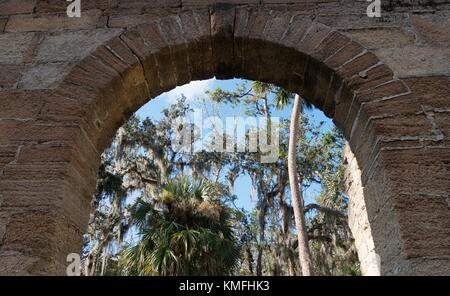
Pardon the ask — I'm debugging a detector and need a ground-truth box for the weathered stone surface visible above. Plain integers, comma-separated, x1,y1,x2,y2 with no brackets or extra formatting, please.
405,76,450,109
0,2,449,276
36,0,119,13
375,46,450,77
5,10,103,32
19,62,74,89
410,13,450,46
0,0,35,16
0,145,18,171
108,12,161,28
343,28,416,50
34,29,122,63
0,17,7,32
344,145,381,276
395,193,450,258
0,90,45,119
0,33,34,64
0,64,21,89
317,12,410,30
119,0,181,9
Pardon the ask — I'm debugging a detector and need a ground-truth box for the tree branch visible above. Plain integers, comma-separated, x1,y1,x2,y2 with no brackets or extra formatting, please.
304,203,346,218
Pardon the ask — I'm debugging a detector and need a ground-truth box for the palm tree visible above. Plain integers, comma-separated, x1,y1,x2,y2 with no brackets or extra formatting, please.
288,95,314,275
119,176,240,276
270,84,315,275
247,82,315,275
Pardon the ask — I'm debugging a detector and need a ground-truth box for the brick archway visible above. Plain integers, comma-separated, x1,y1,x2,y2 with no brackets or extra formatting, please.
1,3,449,275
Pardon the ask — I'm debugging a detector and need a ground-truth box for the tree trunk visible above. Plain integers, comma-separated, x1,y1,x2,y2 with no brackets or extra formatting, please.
288,94,314,276
100,243,109,276
288,249,297,276
256,205,266,276
246,245,254,275
278,182,296,275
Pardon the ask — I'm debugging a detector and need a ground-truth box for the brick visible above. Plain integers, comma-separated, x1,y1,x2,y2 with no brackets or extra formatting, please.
352,113,433,179
1,163,70,181
374,46,450,78
356,79,409,101
346,64,394,93
296,22,332,55
184,0,258,6
0,64,21,89
405,76,450,109
210,4,235,78
0,17,7,32
344,91,421,139
325,41,365,70
0,32,34,64
344,28,415,50
406,258,450,276
109,13,159,28
179,10,214,80
36,0,118,13
410,14,450,46
311,31,351,61
322,74,343,118
157,15,191,86
65,62,117,92
19,62,74,90
395,193,450,258
5,10,103,32
238,8,273,81
261,10,292,44
17,142,74,164
0,90,45,119
0,145,18,169
91,37,150,113
1,209,77,262
0,0,35,16
435,112,450,145
377,148,450,194
332,85,354,132
118,0,180,9
135,22,178,92
279,15,312,48
34,29,122,63
302,58,334,109
0,120,81,145
337,52,380,79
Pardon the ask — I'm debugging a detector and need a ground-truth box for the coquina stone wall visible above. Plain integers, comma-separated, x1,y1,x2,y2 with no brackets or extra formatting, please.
0,0,449,275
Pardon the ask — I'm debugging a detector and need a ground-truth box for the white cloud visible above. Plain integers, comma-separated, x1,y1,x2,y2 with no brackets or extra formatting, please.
158,79,216,104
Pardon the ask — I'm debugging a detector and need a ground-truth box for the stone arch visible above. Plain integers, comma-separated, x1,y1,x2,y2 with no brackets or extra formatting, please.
0,6,448,276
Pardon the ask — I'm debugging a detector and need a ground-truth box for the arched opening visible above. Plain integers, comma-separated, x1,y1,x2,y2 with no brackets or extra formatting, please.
1,7,440,276
82,78,362,276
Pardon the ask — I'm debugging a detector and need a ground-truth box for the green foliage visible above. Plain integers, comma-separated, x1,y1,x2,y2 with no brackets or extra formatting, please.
84,80,360,276
119,177,240,276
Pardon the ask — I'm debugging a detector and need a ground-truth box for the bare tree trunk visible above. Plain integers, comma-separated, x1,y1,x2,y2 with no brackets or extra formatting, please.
288,249,297,276
256,244,264,276
100,243,109,276
256,205,267,276
279,183,296,276
246,245,254,275
272,209,282,276
288,94,314,276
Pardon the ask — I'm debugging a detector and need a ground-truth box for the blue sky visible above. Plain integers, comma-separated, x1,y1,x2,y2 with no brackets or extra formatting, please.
135,78,335,211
